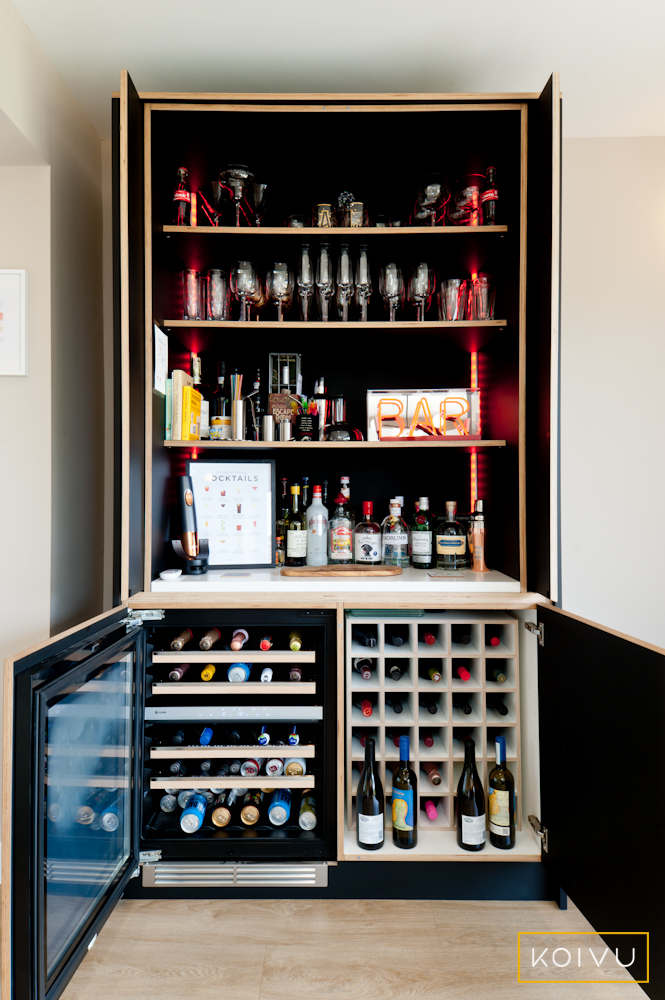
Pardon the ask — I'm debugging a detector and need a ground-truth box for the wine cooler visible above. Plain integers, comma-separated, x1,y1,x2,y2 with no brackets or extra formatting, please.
6,606,336,1000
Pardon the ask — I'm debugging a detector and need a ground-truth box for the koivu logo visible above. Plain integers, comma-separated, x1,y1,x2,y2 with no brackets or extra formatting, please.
518,932,648,984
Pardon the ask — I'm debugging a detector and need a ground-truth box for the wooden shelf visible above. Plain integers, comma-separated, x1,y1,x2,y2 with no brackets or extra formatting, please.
150,775,312,790
152,682,316,695
152,650,316,664
163,318,507,331
164,439,507,450
150,744,316,759
162,225,509,237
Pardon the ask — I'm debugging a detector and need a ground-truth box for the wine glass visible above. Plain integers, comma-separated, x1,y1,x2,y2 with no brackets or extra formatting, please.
219,164,254,227
316,244,335,321
354,245,372,322
231,261,259,321
336,244,354,321
379,263,404,322
413,173,448,226
246,181,268,227
408,262,436,321
297,244,315,321
266,262,294,321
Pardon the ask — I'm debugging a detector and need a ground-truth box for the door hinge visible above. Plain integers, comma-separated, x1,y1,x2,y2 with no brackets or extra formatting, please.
129,866,140,879
122,609,165,632
528,814,548,853
524,621,544,646
139,850,162,864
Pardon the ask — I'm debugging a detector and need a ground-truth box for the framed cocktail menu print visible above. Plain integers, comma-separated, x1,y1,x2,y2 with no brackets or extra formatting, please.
187,458,275,568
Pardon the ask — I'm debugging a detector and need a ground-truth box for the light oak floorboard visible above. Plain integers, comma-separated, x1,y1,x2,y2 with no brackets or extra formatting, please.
57,898,646,1000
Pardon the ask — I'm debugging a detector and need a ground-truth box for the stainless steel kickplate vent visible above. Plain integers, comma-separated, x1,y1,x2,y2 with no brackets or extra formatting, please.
142,862,328,888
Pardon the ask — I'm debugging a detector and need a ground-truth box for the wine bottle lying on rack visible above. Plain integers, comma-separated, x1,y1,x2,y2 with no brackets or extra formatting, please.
386,662,403,681
451,625,472,645
385,627,407,647
419,694,438,715
487,694,509,716
419,664,442,682
485,627,502,647
385,695,404,714
487,665,507,683
230,628,249,651
199,628,221,651
352,626,377,648
424,799,438,821
453,694,473,715
170,629,193,651
421,731,435,748
353,697,373,717
353,658,373,680
169,664,190,681
260,635,273,650
419,628,436,646
454,663,471,682
422,761,442,786
201,664,216,681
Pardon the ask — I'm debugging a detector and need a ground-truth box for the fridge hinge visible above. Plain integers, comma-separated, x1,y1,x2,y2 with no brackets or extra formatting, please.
122,609,165,632
528,815,549,853
139,850,162,864
524,621,544,646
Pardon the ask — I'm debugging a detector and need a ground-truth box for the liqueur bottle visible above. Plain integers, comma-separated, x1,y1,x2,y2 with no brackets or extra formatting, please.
285,484,307,566
173,167,191,226
411,496,434,569
436,501,468,570
354,501,382,564
456,738,486,851
392,736,417,848
328,493,354,564
488,736,516,849
382,500,409,567
356,737,384,850
482,166,498,226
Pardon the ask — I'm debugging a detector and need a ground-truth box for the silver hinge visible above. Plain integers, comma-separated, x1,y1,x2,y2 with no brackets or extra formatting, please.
129,866,140,879
528,815,549,853
122,609,165,632
524,620,545,646
139,850,163,864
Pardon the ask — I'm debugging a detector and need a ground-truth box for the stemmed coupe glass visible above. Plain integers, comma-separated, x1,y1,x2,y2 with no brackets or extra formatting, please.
408,262,436,321
316,244,335,321
231,261,260,321
379,263,404,322
336,244,354,321
220,164,254,227
266,262,294,321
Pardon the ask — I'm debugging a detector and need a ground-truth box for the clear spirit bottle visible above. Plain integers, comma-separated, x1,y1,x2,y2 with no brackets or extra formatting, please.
328,493,354,564
355,501,382,564
410,495,434,569
382,500,409,567
436,500,468,570
305,484,328,566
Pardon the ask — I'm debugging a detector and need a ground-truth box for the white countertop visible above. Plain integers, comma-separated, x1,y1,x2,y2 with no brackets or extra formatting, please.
151,566,521,594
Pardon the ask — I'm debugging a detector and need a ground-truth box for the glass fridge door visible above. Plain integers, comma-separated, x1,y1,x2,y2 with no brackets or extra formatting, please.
6,610,144,1000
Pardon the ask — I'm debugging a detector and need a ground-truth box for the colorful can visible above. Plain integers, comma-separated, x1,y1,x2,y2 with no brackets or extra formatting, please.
198,726,214,746
284,757,306,776
239,757,265,777
268,788,292,826
265,757,284,776
299,792,317,830
240,791,264,826
100,803,120,832
288,726,300,746
180,793,207,833
227,662,251,682
258,725,271,745
211,790,236,828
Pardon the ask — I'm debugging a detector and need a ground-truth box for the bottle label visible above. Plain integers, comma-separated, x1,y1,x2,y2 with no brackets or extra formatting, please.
384,532,408,546
358,811,384,845
308,513,327,536
488,788,510,835
436,535,466,554
461,813,486,845
174,190,191,202
286,530,307,556
330,525,352,558
481,188,498,202
355,532,381,562
392,787,415,831
411,532,432,556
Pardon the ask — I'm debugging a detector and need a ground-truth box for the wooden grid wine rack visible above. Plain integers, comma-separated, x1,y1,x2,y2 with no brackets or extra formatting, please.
344,611,521,833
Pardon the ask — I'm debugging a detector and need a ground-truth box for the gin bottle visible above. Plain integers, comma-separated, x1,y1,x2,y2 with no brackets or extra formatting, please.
382,500,409,567
436,500,468,570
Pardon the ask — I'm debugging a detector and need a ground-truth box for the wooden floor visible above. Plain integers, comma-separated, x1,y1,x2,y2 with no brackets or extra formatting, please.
59,898,647,999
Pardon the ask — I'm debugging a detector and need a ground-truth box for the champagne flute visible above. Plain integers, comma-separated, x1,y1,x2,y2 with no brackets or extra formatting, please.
231,261,259,322
408,262,435,321
247,181,268,227
354,245,372,322
297,244,314,321
316,243,335,321
379,263,404,322
219,164,254,227
336,244,353,321
266,262,294,322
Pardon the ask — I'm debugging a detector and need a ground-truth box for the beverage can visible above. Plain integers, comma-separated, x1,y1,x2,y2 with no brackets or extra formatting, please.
227,662,251,682
299,793,317,830
180,793,207,834
265,757,284,776
260,667,273,682
239,757,265,777
100,804,120,832
160,794,177,813
284,757,306,776
268,788,292,826
177,789,196,809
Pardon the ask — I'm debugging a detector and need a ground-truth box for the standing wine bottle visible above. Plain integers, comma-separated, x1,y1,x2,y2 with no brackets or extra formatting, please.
392,735,417,848
285,484,307,566
356,737,384,850
456,737,486,852
488,736,515,848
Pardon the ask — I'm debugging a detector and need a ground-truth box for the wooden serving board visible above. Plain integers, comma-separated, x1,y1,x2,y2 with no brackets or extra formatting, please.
280,564,402,577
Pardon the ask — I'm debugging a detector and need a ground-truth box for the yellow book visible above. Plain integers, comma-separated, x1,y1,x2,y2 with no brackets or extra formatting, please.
181,386,202,440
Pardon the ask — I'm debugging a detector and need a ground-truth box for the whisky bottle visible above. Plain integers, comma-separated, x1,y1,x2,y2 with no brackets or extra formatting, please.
411,496,434,569
285,484,307,566
436,501,468,570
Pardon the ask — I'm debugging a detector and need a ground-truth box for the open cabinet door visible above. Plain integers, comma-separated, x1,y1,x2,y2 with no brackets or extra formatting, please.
114,70,146,603
537,605,665,997
525,74,561,601
2,607,146,1000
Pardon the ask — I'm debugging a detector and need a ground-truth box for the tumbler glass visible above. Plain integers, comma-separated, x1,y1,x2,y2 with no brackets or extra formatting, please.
472,275,496,320
206,269,228,321
183,269,203,320
439,278,467,322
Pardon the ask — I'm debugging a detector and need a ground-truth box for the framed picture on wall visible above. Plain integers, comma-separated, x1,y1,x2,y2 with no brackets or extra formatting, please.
187,458,275,569
0,270,28,376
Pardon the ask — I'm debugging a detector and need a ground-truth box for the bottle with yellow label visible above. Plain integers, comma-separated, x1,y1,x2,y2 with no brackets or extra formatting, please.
435,500,468,570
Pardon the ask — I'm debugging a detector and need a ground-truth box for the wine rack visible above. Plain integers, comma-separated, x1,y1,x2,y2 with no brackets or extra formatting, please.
344,610,521,838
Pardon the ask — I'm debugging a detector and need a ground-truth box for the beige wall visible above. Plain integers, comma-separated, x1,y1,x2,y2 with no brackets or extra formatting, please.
560,137,665,648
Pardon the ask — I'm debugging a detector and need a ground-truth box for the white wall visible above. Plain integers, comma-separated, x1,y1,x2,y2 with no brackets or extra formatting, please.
560,137,665,648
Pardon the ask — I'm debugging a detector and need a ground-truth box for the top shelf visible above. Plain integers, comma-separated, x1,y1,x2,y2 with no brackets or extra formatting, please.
162,225,509,237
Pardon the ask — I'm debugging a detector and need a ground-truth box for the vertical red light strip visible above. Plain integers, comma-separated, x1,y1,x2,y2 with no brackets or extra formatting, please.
191,449,198,461
190,192,197,227
469,351,479,508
